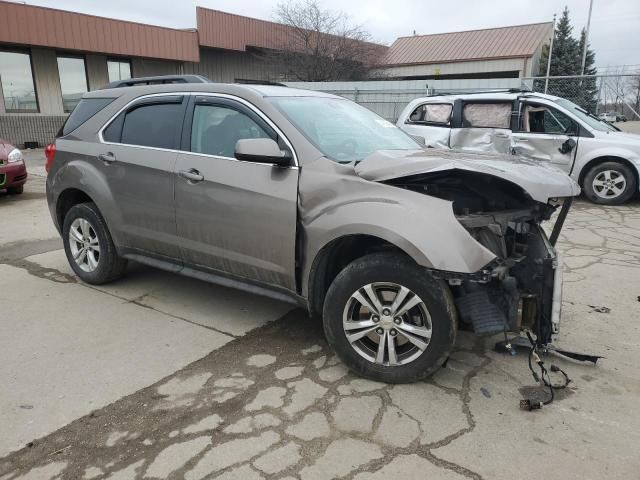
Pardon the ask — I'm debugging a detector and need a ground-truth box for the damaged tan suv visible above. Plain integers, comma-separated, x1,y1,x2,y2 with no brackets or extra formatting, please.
46,77,580,383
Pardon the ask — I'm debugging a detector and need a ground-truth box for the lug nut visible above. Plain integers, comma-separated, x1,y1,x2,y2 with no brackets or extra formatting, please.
382,308,391,316
372,315,379,323
394,317,401,325
390,329,397,336
376,328,384,335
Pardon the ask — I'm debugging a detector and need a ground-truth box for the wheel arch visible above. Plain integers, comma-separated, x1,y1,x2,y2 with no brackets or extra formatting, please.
305,234,415,321
56,188,96,231
578,155,639,189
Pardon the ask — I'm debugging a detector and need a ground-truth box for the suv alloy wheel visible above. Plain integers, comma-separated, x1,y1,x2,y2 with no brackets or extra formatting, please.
62,202,128,284
323,252,457,383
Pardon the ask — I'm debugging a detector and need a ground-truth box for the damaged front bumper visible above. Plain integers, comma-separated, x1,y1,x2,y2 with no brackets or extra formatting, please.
434,198,571,345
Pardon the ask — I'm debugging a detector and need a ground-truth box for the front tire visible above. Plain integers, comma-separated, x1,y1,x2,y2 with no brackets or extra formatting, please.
62,202,127,284
583,161,636,205
323,252,456,384
7,185,24,195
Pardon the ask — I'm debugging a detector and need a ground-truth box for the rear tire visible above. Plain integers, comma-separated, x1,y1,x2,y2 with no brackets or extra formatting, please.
7,185,24,195
323,252,456,384
583,161,636,205
62,202,127,284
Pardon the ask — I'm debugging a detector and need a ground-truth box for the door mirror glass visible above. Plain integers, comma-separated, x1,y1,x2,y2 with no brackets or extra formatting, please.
235,138,292,166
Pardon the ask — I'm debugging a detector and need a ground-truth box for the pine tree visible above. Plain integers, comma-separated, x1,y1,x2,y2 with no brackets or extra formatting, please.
535,6,598,111
577,28,598,111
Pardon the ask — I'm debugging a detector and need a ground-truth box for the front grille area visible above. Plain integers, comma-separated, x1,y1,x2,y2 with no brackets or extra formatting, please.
0,174,5,187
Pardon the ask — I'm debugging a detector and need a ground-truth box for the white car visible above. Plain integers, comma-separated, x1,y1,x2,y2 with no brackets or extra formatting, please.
598,112,617,123
398,91,640,204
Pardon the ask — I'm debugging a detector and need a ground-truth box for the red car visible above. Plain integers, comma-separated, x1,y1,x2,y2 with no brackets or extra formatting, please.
0,139,27,195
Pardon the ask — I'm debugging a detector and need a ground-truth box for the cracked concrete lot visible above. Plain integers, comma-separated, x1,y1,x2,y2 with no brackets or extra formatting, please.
1,149,640,480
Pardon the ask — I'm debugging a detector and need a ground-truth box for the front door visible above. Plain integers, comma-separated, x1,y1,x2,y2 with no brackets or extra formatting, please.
174,96,299,291
511,102,578,172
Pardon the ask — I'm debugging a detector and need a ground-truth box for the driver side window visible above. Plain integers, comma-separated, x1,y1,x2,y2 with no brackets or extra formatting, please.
190,104,274,158
521,104,575,134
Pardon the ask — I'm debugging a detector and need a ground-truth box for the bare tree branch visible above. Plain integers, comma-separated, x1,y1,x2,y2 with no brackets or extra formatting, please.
263,0,384,81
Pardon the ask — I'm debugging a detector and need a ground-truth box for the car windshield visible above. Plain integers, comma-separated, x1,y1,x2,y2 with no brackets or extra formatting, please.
553,98,617,132
269,96,420,163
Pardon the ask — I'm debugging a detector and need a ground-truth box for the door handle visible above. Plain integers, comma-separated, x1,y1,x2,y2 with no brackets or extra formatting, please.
514,138,528,142
495,133,509,138
98,152,116,164
178,168,204,183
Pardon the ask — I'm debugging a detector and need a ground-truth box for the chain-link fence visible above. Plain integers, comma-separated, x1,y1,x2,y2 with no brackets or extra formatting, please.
313,88,435,122
284,79,521,122
287,75,640,122
521,74,640,120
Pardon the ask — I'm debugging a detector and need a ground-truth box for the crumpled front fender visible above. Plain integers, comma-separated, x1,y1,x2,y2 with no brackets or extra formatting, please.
299,159,497,297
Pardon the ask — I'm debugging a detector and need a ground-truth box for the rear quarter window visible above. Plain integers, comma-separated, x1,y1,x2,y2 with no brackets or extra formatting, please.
60,98,115,136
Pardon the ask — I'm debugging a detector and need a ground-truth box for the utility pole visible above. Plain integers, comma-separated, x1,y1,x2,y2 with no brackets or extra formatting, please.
544,14,556,94
580,0,594,76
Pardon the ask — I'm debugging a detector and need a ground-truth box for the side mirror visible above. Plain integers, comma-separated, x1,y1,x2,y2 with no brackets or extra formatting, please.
558,137,577,155
235,138,292,166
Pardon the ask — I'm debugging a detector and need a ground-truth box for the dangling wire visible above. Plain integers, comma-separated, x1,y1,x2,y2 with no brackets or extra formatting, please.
521,330,571,411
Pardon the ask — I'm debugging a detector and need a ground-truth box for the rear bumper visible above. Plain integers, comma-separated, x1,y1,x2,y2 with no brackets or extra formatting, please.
0,161,28,189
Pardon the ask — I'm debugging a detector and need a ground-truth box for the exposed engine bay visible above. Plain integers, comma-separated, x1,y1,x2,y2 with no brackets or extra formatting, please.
385,170,569,346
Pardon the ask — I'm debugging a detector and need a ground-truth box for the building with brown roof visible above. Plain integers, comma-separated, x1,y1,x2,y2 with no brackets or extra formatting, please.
0,1,552,147
0,2,385,146
378,22,553,80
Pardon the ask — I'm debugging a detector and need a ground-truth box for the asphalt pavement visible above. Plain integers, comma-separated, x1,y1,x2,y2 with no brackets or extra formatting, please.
1,148,639,480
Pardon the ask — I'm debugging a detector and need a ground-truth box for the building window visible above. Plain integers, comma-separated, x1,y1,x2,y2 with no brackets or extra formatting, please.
0,50,38,113
57,55,88,113
107,59,132,83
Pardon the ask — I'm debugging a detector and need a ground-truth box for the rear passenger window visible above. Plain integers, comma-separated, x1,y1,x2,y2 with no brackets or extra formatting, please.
120,103,184,149
462,103,512,129
102,113,124,143
408,104,452,125
190,104,274,158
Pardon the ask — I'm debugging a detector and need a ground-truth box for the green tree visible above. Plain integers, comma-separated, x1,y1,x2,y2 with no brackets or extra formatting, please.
576,28,598,111
535,7,598,112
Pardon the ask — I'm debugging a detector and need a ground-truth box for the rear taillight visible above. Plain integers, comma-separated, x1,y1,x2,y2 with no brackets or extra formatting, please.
45,143,56,173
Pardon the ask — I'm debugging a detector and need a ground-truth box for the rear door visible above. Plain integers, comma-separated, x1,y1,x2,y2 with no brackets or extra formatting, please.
511,101,578,172
400,102,453,148
174,95,299,291
449,100,515,154
99,94,187,260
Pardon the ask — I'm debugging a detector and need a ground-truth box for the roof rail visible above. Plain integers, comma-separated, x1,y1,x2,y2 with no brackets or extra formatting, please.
106,75,211,89
234,79,288,87
426,87,531,97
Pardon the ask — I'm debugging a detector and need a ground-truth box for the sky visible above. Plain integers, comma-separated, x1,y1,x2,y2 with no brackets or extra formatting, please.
21,0,640,71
